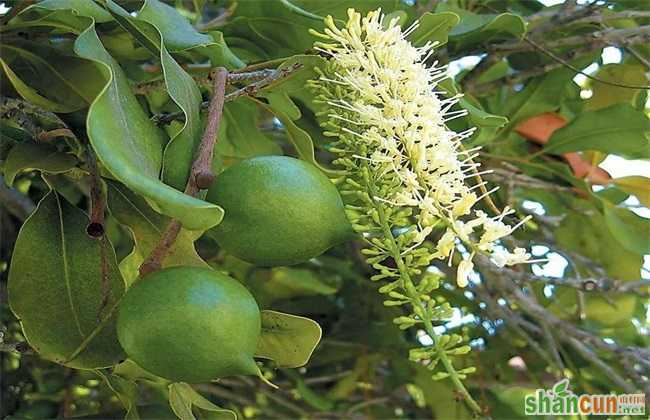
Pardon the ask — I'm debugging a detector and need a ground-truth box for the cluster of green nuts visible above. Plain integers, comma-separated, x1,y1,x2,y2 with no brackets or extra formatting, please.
116,156,351,382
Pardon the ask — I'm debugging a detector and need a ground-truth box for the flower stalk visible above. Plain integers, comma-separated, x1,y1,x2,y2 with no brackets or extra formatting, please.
310,8,539,415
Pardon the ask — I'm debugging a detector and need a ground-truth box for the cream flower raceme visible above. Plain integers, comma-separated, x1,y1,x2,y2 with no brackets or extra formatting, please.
310,9,535,288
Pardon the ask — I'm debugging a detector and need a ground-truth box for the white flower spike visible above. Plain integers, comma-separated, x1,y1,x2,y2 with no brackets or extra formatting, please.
310,9,534,287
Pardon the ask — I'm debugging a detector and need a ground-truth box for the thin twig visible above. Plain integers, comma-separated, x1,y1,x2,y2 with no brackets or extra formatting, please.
493,25,650,54
139,67,228,277
152,63,302,125
522,37,650,90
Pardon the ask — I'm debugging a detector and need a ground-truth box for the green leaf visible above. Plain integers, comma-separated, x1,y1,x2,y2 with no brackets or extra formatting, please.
26,0,112,22
556,211,643,281
106,181,208,285
586,64,648,111
3,142,77,186
107,0,242,69
7,0,110,33
249,267,338,306
437,5,526,48
0,43,101,112
614,176,650,207
73,23,223,231
451,11,525,39
8,191,126,368
168,383,236,420
545,104,650,159
252,55,342,174
439,78,508,128
409,12,460,47
138,0,214,51
0,57,76,113
97,371,141,420
216,98,282,161
603,203,650,254
158,40,203,190
255,310,322,368
256,98,336,174
105,0,161,56
503,66,577,128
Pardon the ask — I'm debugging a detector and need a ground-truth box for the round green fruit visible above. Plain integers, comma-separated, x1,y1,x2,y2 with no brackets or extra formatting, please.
117,267,260,383
207,156,353,266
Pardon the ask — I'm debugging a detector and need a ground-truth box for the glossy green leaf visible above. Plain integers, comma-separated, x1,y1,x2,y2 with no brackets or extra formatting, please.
106,181,207,285
7,0,111,34
138,0,213,50
410,12,460,47
603,203,650,254
8,191,126,368
159,41,203,190
26,0,112,22
104,0,206,190
105,0,161,56
3,142,77,186
168,383,236,420
545,104,650,159
73,23,223,231
256,310,322,368
438,5,526,48
133,0,243,68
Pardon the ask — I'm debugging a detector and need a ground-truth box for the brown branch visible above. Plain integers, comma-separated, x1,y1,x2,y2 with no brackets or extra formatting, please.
489,261,649,296
521,36,650,90
224,63,302,102
152,63,303,125
139,67,228,277
475,255,648,391
85,147,106,238
571,10,650,27
227,69,277,83
492,25,650,54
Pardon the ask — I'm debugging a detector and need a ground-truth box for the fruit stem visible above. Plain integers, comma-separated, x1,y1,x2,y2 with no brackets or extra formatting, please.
139,67,229,278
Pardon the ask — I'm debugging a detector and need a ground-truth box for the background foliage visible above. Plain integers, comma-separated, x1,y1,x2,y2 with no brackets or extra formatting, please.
1,0,649,419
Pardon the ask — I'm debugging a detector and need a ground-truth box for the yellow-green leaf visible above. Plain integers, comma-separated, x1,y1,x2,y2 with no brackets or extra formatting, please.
613,176,650,207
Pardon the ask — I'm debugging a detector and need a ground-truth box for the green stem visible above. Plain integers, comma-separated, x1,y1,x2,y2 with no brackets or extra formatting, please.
363,165,483,416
